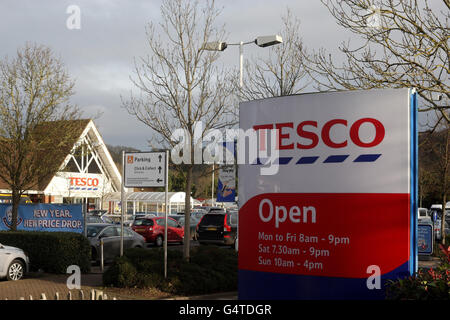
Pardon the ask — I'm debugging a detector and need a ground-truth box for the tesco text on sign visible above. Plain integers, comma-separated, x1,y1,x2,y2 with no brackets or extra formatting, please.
69,177,100,187
254,117,385,150
238,89,418,300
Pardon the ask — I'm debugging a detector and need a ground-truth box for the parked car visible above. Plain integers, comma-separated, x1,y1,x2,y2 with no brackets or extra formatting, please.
169,215,200,240
131,216,184,246
0,243,29,281
87,224,145,263
87,210,116,224
208,207,226,213
192,210,207,221
197,211,238,247
418,208,430,219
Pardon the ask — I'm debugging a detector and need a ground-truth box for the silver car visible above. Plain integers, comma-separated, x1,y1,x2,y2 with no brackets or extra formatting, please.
87,224,145,263
0,243,30,281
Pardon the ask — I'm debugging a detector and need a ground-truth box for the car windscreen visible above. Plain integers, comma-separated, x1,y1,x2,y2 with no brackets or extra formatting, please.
199,214,225,226
87,216,103,223
102,216,115,224
133,219,154,226
87,225,105,237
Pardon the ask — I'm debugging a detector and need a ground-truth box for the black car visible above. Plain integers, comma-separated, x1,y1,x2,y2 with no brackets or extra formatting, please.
197,212,237,247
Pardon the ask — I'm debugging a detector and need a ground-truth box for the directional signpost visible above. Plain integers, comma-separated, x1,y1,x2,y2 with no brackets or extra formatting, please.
121,151,169,277
123,152,166,188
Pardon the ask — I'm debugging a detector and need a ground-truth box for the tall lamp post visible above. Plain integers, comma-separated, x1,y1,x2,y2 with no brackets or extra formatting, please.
201,35,283,251
202,35,283,90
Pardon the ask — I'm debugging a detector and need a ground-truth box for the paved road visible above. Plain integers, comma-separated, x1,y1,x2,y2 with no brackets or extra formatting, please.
0,271,105,300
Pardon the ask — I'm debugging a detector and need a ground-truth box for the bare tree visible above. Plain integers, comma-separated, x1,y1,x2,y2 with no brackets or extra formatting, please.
122,0,235,260
419,116,450,244
430,121,449,244
0,43,81,230
305,0,449,128
240,8,309,101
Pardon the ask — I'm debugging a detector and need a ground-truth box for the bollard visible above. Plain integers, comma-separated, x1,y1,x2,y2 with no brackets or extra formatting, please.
95,290,104,300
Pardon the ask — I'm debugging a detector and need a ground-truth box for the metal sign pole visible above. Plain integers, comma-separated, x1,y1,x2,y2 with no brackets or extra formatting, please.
120,150,125,257
164,150,169,279
83,198,87,237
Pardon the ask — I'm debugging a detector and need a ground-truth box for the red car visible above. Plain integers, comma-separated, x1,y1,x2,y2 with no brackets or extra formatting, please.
131,216,184,246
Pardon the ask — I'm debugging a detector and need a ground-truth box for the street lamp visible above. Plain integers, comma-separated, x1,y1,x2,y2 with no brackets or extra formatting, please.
201,35,282,252
202,34,283,89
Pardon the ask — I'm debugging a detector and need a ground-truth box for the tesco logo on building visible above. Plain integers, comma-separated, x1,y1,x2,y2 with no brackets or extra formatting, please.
254,118,385,150
69,177,100,187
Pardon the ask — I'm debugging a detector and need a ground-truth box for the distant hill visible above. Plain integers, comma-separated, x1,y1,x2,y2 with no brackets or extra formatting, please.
106,144,141,167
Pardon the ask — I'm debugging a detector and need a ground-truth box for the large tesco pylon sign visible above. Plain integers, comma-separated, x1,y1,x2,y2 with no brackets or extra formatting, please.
238,89,418,300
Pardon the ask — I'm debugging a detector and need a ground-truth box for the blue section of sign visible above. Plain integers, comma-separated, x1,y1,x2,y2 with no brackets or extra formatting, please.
275,157,293,165
410,90,419,273
0,204,84,233
354,154,382,162
239,261,410,300
253,154,383,165
217,179,236,202
296,156,319,164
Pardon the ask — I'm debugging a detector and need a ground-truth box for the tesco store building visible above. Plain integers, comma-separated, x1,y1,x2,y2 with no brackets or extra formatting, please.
0,119,122,210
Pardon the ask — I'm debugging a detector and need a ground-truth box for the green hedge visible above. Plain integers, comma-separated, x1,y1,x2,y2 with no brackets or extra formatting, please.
103,246,238,295
0,231,91,274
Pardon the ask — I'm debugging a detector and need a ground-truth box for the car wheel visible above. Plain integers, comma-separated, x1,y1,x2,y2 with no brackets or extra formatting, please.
7,259,25,281
155,235,163,247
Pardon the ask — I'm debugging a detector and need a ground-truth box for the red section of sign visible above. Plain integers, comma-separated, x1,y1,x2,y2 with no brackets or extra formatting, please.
239,193,410,278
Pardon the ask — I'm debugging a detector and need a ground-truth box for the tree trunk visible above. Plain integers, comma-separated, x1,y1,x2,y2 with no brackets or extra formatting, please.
10,189,21,231
183,164,193,261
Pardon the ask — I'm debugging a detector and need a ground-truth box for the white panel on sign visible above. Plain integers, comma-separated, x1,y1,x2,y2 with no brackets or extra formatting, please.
124,152,166,188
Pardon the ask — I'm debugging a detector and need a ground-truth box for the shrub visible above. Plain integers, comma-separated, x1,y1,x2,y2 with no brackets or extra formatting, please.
386,267,450,300
103,246,238,295
0,231,91,273
102,257,137,287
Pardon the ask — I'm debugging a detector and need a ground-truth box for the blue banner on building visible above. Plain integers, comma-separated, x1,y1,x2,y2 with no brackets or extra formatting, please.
0,204,83,233
217,165,236,202
216,140,236,203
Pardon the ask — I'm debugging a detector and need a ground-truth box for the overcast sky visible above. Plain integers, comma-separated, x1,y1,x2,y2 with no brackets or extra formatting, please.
0,0,370,150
